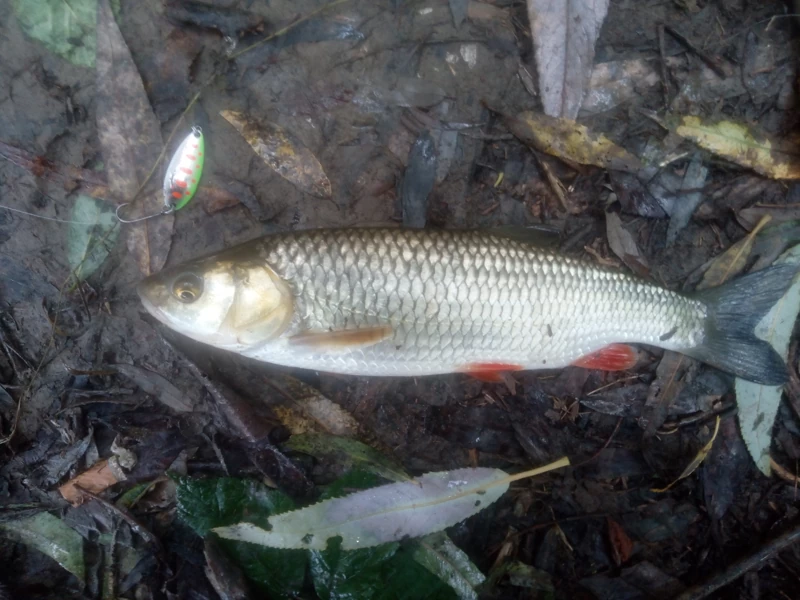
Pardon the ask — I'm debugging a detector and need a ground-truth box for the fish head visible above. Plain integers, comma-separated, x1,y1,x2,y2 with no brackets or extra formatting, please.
137,254,293,350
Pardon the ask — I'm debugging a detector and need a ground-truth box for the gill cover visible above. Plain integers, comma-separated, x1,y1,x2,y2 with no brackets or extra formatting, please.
226,263,293,345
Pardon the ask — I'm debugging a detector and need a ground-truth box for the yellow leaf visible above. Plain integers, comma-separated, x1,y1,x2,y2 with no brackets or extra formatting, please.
672,115,800,180
698,214,771,290
505,111,642,173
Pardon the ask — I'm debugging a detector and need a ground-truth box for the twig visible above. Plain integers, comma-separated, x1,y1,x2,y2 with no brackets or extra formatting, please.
674,521,800,600
663,24,727,78
571,417,623,469
657,24,670,109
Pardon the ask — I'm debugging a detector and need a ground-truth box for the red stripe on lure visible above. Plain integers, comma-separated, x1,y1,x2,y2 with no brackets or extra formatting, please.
163,126,205,211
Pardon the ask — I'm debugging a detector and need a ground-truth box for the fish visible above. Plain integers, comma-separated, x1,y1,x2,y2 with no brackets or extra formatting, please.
137,228,797,385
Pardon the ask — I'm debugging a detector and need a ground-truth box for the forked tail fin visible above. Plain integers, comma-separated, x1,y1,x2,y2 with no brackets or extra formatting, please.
687,264,799,385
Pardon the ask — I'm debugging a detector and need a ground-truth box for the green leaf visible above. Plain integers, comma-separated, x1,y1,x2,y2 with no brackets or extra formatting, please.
736,245,800,475
176,476,294,537
377,548,458,600
67,194,119,282
0,512,85,582
410,533,484,600
285,432,410,482
175,476,305,598
320,469,385,501
311,537,400,600
12,0,120,68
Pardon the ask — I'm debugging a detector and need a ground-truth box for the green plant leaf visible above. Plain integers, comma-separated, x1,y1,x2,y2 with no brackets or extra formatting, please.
410,533,484,600
285,432,409,482
12,0,120,68
0,512,85,582
377,547,458,600
311,537,400,600
175,476,305,598
320,469,385,501
736,245,800,475
67,194,119,282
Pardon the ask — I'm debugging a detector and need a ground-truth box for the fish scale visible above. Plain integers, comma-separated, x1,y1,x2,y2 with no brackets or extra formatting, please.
247,229,706,375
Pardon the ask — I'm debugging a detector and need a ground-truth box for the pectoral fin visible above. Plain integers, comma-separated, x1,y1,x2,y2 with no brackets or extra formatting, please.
288,326,393,352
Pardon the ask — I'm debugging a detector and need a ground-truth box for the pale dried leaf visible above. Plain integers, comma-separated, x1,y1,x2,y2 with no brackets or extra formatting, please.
59,458,120,505
269,376,360,437
665,154,708,245
96,0,173,275
220,110,331,198
527,0,610,119
653,415,721,492
506,111,642,172
214,459,569,550
698,215,772,290
672,115,800,180
736,245,800,475
215,468,510,550
606,212,648,276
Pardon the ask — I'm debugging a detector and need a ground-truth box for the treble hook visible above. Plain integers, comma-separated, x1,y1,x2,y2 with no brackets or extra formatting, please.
116,202,175,223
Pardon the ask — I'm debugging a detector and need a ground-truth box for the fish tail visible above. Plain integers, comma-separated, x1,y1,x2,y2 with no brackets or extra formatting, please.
686,263,799,385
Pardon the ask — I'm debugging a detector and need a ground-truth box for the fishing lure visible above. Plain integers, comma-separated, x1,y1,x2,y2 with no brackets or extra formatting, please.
163,125,205,211
116,126,205,223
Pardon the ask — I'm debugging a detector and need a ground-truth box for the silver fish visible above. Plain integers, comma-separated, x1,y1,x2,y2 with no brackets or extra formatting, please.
137,228,795,385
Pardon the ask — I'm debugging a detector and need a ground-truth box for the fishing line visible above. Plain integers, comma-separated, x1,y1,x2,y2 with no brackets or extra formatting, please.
0,203,110,225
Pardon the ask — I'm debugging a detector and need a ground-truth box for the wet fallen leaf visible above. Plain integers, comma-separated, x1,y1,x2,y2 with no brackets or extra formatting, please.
639,351,694,437
220,110,331,198
411,532,485,600
12,0,119,68
269,376,360,437
606,212,649,277
401,131,437,228
0,512,85,581
526,0,610,119
59,458,121,505
165,0,265,38
581,59,660,115
96,0,173,275
67,195,119,282
449,0,469,27
665,154,708,246
670,115,800,180
505,111,642,173
204,537,252,600
697,214,772,290
112,364,193,413
214,458,570,550
284,432,409,482
607,518,633,566
43,427,94,486
652,415,721,492
736,244,800,475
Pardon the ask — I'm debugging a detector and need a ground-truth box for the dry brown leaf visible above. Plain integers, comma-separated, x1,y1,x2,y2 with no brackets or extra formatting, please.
113,364,193,413
58,459,119,505
96,0,173,275
220,110,331,198
640,351,694,437
505,111,642,173
526,0,610,119
737,205,800,231
697,214,772,290
671,115,800,180
607,518,633,565
268,375,359,437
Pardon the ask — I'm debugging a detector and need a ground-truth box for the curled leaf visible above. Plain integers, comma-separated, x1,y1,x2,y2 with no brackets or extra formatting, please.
214,458,569,551
736,245,800,475
220,110,331,198
505,111,642,172
671,115,800,180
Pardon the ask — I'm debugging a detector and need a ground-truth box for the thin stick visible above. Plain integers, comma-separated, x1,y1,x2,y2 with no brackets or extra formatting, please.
674,521,800,600
571,418,623,469
658,24,670,109
663,25,727,78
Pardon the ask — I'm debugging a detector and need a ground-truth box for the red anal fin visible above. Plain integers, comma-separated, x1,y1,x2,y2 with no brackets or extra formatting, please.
572,344,638,371
460,362,524,383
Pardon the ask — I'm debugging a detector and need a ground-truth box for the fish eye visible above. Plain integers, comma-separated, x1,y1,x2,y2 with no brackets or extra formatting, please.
172,273,204,304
